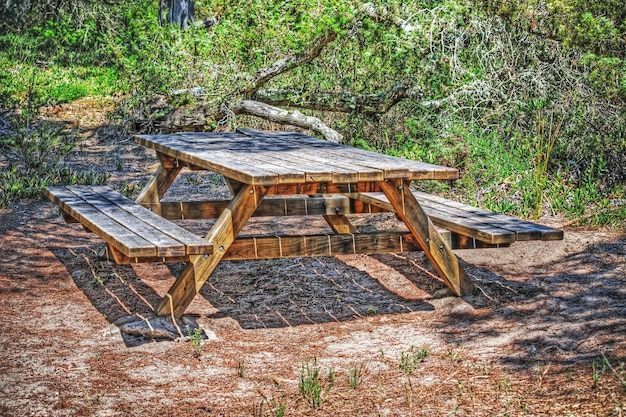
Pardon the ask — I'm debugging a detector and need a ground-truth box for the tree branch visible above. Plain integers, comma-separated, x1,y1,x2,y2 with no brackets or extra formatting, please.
231,100,343,142
253,81,417,115
239,32,338,98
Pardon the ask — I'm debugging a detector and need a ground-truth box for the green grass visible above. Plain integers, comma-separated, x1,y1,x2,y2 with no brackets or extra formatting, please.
299,359,334,409
0,61,123,108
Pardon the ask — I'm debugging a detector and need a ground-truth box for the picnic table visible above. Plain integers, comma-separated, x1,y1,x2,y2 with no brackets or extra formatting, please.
45,129,563,318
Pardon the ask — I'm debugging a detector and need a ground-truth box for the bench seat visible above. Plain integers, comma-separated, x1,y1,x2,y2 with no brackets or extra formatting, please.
44,185,213,260
349,191,563,245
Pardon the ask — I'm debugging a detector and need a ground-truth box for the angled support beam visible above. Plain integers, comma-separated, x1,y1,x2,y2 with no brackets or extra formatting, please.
379,179,475,296
156,183,269,317
135,153,183,215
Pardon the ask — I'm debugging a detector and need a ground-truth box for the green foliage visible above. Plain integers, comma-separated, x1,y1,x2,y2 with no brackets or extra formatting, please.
299,358,334,409
399,346,430,375
0,0,624,226
187,326,204,357
348,363,364,389
0,114,108,207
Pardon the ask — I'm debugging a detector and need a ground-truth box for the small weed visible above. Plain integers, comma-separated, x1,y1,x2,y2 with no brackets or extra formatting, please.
532,110,562,219
535,362,550,387
299,358,334,409
591,357,609,388
446,347,465,363
399,346,429,375
236,358,248,378
253,395,285,417
365,305,378,315
348,363,364,389
187,326,204,358
601,352,626,390
119,182,139,198
519,396,527,413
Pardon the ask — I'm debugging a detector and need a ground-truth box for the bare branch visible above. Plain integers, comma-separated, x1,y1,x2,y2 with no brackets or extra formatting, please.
253,81,417,115
240,32,338,98
231,100,343,143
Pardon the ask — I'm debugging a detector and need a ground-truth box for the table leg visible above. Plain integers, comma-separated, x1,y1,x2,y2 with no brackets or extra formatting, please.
379,179,475,296
135,164,182,215
156,183,269,317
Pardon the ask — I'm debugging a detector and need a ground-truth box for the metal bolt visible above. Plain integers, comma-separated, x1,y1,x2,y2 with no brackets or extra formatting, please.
204,254,209,259
425,238,430,243
439,244,444,250
249,189,254,194
219,245,225,251
398,185,404,191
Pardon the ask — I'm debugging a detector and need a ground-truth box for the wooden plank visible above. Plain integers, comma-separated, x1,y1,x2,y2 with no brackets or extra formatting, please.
151,195,351,220
239,128,411,179
134,133,281,185
353,191,563,242
379,179,475,296
234,129,385,183
323,214,357,234
413,191,564,241
156,184,269,318
73,186,188,257
348,192,516,244
92,186,212,255
44,186,157,257
180,133,311,183
134,159,182,213
268,181,383,196
238,129,459,181
182,131,377,184
102,230,515,264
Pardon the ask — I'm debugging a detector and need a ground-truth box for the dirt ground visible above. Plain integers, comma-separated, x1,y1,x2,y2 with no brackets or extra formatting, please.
0,99,625,416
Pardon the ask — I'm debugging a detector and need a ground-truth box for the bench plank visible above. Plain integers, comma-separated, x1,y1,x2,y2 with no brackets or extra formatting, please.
74,186,188,257
44,186,212,259
45,186,158,257
348,191,563,244
413,192,564,241
92,186,212,255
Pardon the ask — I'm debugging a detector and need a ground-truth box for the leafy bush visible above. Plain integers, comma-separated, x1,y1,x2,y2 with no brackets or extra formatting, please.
0,114,108,207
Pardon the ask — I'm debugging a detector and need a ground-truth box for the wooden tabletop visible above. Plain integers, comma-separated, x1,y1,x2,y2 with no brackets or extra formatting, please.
134,129,459,185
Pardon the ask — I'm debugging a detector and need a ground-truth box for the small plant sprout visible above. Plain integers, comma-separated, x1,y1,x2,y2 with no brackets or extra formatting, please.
348,363,365,389
535,362,551,388
601,352,626,390
254,392,286,417
365,305,378,315
399,346,429,375
299,358,334,409
446,347,465,363
187,326,204,357
591,357,609,388
236,357,248,378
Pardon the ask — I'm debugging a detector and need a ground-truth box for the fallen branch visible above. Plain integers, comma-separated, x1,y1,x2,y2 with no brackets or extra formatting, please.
240,32,338,98
231,100,342,143
253,81,416,115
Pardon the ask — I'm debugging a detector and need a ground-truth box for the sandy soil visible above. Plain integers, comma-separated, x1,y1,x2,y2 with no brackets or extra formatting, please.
0,99,624,416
